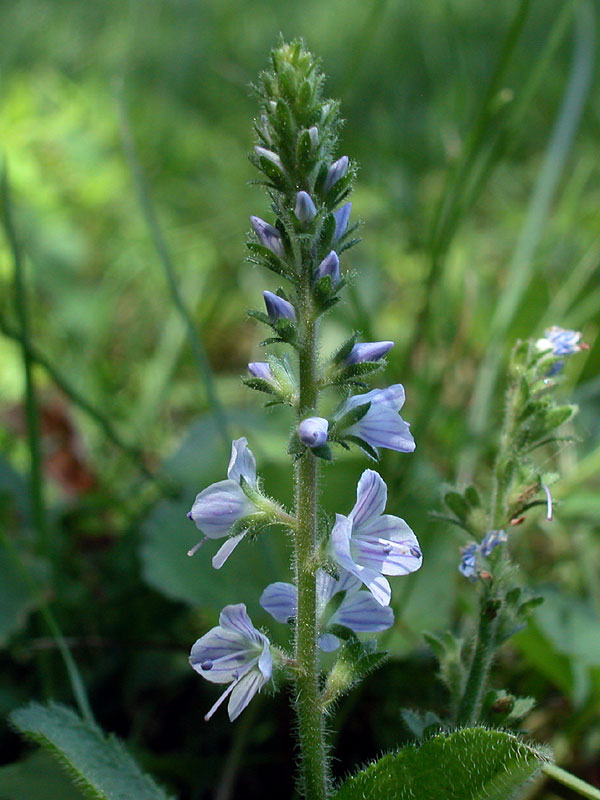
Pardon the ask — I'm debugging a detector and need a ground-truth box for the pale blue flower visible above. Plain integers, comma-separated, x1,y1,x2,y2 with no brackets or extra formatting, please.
458,543,478,580
314,251,340,285
298,417,329,448
538,326,584,356
346,341,394,365
480,529,507,557
250,216,285,258
323,156,349,193
330,470,422,606
337,384,415,454
260,568,393,651
187,438,258,568
263,290,296,322
333,202,351,241
295,191,317,223
190,603,272,721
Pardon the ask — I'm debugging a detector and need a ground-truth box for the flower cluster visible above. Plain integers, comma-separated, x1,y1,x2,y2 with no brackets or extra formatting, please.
185,41,423,723
458,530,508,581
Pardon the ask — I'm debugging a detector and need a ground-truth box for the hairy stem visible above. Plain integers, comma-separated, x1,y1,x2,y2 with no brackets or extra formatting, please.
455,595,499,726
294,276,328,799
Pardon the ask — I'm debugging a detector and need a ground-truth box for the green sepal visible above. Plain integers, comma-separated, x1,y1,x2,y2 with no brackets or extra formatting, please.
331,332,359,364
251,152,288,191
517,595,544,617
483,689,536,727
400,709,445,741
338,236,361,255
242,377,277,396
343,434,379,461
331,401,371,432
296,128,318,174
312,443,333,461
423,630,465,700
444,491,469,523
246,241,295,280
317,212,336,258
287,431,306,458
335,361,382,382
227,512,269,539
239,475,264,507
323,638,387,704
464,485,481,507
246,308,271,325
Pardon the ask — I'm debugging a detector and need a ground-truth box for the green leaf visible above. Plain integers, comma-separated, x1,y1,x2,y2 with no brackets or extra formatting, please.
0,544,50,646
332,728,550,800
0,750,84,800
10,702,173,800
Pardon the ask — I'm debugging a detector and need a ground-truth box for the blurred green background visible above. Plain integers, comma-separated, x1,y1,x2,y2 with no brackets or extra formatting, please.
1,0,600,797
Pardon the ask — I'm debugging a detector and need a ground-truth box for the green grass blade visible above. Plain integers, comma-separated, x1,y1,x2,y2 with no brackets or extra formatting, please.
116,93,230,452
461,1,596,480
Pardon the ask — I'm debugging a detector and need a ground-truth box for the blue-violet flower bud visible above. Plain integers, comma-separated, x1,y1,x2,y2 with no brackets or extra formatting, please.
479,529,508,557
314,250,340,285
295,191,317,223
250,216,285,258
248,362,273,381
346,341,394,365
298,416,329,448
330,470,422,606
190,603,272,721
254,146,285,175
263,290,296,322
333,202,351,241
323,155,349,193
308,126,319,148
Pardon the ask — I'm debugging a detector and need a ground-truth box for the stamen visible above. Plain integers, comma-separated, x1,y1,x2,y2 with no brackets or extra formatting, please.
541,483,553,521
187,537,208,557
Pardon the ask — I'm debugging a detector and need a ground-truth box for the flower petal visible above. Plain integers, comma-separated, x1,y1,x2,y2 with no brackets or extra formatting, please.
228,668,267,721
349,470,388,530
356,515,423,575
330,514,392,606
189,480,253,538
227,438,257,486
349,407,415,452
260,582,298,623
332,591,394,633
190,629,255,684
212,533,247,569
219,603,266,648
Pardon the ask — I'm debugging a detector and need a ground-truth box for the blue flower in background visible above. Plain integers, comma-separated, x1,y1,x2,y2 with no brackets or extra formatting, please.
295,190,317,223
458,530,508,580
333,202,351,241
260,568,394,651
323,155,349,193
337,384,415,455
190,604,272,721
187,438,259,567
459,543,478,580
539,326,584,356
480,529,507,557
250,216,285,258
329,470,422,606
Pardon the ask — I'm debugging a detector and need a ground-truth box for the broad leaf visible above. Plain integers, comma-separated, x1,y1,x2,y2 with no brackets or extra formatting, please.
10,702,173,800
332,727,550,800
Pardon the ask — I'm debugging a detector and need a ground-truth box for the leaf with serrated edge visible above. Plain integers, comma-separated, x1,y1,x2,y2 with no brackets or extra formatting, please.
10,702,173,800
332,728,550,800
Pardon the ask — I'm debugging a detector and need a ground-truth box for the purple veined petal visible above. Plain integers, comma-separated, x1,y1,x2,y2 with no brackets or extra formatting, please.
227,667,268,721
314,251,340,285
332,590,395,633
219,603,266,648
346,341,394,365
295,191,317,223
348,406,415,453
349,469,388,530
319,633,341,652
459,543,478,579
212,532,248,569
333,202,351,241
335,570,362,595
323,155,349,193
345,384,406,413
480,529,508,557
189,480,254,538
315,569,361,616
227,437,257,486
248,362,273,381
357,514,422,575
190,630,255,684
330,514,392,606
250,216,285,258
263,290,296,322
544,326,583,355
260,582,298,623
298,416,329,448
